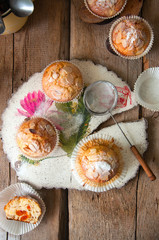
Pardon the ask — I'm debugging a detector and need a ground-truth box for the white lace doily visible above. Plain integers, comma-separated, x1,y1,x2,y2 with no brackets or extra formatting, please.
1,59,146,191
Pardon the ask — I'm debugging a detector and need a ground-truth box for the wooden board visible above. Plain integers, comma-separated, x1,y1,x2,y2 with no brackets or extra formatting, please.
74,0,143,24
69,1,142,239
0,34,13,240
0,0,69,239
19,1,70,239
136,0,159,239
0,0,159,239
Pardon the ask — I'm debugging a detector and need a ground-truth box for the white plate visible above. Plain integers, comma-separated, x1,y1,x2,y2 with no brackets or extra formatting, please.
134,67,159,111
0,183,46,235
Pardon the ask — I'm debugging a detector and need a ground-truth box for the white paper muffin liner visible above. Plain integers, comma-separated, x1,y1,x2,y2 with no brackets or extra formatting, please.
41,60,84,103
109,15,154,60
71,133,128,192
84,0,127,20
0,183,46,235
16,116,59,161
134,67,159,111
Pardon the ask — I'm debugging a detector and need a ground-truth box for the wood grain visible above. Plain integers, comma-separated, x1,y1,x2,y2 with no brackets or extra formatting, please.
136,0,159,239
120,0,143,17
0,0,158,239
69,1,142,239
73,0,144,24
0,34,13,240
19,0,70,239
0,0,69,239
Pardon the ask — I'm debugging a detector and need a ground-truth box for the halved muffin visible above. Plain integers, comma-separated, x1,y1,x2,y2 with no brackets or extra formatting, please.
4,196,41,224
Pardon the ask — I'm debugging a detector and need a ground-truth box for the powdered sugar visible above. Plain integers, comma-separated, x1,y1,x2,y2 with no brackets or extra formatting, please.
96,0,117,8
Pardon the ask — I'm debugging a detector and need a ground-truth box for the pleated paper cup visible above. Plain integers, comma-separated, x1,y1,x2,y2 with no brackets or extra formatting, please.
134,67,159,111
41,60,84,103
84,0,127,20
71,133,127,192
0,183,46,235
109,15,154,60
16,116,59,161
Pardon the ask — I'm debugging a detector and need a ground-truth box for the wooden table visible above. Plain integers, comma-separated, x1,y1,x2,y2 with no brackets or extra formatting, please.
0,0,159,239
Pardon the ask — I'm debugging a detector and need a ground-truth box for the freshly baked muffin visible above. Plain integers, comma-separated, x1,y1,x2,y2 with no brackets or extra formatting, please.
42,61,83,102
4,196,42,224
75,137,121,184
85,0,126,18
80,144,119,182
16,117,57,158
111,18,152,56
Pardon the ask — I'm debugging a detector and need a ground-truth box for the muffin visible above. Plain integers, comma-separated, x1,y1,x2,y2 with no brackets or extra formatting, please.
42,61,83,102
85,0,127,18
4,196,42,224
80,144,119,182
71,135,123,191
109,16,153,58
16,117,58,159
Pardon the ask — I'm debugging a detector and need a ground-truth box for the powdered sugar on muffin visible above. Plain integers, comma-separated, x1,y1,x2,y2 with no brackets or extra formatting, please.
86,0,126,17
81,145,119,182
112,19,151,56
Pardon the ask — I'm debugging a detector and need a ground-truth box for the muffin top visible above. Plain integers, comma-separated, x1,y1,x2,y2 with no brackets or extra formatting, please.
42,61,83,102
111,19,151,56
86,0,126,18
79,142,120,182
16,118,57,158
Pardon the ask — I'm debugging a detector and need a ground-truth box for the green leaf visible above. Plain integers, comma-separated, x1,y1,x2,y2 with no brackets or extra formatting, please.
59,132,77,157
59,94,91,156
55,102,73,114
19,155,42,165
19,154,67,165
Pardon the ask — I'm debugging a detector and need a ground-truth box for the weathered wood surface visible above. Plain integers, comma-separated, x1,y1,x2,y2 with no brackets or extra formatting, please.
1,0,69,240
74,0,143,24
136,1,159,240
0,0,158,239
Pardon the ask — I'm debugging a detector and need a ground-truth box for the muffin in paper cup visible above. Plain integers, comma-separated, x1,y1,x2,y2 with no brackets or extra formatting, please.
16,116,59,161
109,15,154,60
84,0,127,20
42,60,84,103
0,183,46,235
71,133,127,192
134,67,159,111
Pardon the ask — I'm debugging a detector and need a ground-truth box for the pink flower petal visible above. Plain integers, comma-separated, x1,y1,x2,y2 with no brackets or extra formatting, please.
17,109,31,117
24,98,34,114
32,91,38,100
38,91,45,101
26,93,35,111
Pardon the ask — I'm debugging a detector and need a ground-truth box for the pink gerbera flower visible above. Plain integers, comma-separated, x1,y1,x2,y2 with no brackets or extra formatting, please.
17,91,53,117
17,91,63,131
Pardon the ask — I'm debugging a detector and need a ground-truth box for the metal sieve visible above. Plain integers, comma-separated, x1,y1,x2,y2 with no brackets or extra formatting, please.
83,80,156,181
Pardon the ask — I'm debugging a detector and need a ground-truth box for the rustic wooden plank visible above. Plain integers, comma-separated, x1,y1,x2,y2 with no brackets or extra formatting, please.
0,35,13,239
74,0,143,24
69,1,142,239
120,0,143,17
136,1,159,239
7,0,70,239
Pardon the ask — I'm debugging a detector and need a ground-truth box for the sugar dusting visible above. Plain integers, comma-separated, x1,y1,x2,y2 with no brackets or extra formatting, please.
96,0,117,8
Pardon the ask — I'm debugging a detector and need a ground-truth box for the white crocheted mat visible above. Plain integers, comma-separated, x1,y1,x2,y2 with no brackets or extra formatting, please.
1,59,147,191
